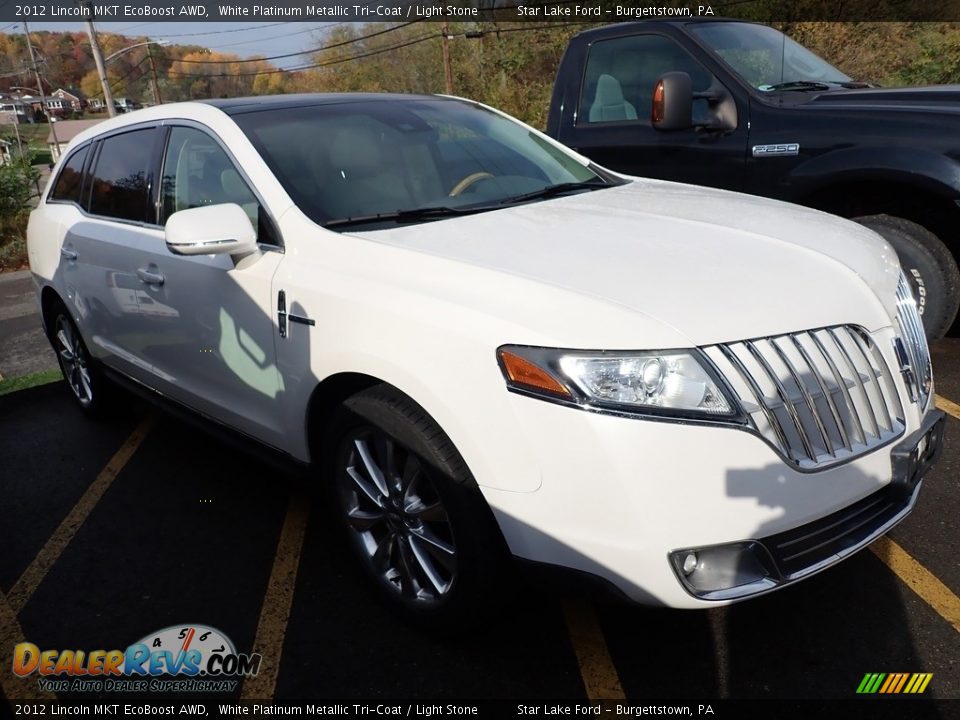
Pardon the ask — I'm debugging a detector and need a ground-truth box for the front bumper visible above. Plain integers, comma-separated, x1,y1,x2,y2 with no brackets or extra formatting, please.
484,394,944,608
671,409,945,601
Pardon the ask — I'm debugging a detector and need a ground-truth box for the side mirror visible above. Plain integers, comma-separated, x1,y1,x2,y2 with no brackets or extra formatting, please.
652,72,693,131
165,203,258,257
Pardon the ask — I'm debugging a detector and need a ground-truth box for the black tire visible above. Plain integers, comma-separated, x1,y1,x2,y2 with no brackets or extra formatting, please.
854,214,960,340
324,384,508,629
46,300,116,416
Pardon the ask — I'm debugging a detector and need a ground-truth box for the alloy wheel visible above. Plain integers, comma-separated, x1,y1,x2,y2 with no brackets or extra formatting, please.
337,429,457,604
54,315,93,408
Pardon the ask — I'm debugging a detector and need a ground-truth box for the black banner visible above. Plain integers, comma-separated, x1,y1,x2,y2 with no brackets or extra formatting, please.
0,699,956,720
4,0,960,23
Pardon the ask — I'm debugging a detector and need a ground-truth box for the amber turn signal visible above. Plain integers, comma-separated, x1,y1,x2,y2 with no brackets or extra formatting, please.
651,80,666,124
498,350,571,398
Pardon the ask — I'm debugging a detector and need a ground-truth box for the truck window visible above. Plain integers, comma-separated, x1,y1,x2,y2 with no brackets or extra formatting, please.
579,34,713,126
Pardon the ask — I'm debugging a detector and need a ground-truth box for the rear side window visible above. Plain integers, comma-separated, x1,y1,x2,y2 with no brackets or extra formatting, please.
49,146,89,204
88,128,156,222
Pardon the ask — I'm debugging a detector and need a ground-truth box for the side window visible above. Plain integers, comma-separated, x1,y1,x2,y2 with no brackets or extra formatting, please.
579,34,713,125
88,128,156,222
160,126,266,239
49,145,89,204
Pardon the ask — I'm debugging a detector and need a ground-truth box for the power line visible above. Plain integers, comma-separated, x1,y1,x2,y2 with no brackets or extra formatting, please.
172,21,418,64
166,21,592,79
206,23,337,50
152,22,289,39
166,31,439,78
109,55,149,95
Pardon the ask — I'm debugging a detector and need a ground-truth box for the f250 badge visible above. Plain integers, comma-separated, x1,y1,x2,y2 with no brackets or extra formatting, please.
752,143,800,157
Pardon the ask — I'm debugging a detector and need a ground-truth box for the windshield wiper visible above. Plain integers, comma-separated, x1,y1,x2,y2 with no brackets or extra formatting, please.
324,204,495,229
498,180,609,206
762,81,832,92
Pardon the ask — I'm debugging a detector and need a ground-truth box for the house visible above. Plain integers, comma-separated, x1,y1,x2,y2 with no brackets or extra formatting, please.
0,93,29,124
88,97,105,112
47,119,104,161
48,88,87,115
114,97,142,113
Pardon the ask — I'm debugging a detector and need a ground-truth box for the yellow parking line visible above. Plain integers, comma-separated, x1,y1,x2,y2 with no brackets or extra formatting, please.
935,394,960,421
870,537,960,633
240,494,310,700
7,416,155,615
0,588,57,701
561,599,626,701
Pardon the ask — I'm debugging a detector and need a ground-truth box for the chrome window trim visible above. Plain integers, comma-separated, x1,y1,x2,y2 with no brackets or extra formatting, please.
45,142,93,209
44,118,285,253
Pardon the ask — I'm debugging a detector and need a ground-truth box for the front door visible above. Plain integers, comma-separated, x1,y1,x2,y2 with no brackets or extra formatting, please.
134,125,287,449
559,32,749,191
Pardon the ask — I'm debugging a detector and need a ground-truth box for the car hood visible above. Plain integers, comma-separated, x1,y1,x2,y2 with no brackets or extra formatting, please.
808,84,960,112
353,179,900,347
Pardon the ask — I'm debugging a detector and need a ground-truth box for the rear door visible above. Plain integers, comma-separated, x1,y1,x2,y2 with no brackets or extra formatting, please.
64,125,165,380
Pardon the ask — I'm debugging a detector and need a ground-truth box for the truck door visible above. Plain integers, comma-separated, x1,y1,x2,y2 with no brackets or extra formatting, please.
559,32,749,191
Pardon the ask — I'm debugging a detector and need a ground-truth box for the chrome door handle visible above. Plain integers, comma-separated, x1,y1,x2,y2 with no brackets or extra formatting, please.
137,268,165,286
60,247,78,261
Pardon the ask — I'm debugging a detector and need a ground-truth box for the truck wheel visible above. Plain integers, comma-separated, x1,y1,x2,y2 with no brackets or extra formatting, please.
854,215,960,340
325,384,508,629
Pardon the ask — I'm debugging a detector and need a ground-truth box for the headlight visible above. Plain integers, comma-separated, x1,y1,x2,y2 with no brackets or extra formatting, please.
497,345,741,420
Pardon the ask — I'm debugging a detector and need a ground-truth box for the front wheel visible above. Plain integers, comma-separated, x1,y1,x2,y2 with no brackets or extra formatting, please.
325,385,508,628
854,215,960,340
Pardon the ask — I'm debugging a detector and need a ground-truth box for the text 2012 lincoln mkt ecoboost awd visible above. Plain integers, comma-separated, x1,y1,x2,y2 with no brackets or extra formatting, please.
28,93,944,625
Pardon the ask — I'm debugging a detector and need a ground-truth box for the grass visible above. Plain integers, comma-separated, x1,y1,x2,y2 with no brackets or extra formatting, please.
11,124,50,145
0,368,62,396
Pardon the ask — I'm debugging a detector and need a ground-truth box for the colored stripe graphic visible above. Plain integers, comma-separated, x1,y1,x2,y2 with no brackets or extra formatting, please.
857,672,932,694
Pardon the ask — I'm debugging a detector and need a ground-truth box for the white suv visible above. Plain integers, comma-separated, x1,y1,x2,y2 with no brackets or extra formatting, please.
28,94,944,623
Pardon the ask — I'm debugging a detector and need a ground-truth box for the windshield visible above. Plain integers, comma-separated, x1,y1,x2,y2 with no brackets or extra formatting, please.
231,98,606,228
689,22,851,91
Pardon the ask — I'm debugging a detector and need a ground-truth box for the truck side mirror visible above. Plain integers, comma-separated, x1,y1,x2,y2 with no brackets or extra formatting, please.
652,72,693,131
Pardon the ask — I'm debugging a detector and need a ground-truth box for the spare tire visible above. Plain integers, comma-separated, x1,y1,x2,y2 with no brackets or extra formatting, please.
854,214,960,340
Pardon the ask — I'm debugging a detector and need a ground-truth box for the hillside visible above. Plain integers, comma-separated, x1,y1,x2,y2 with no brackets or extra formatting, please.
1,22,958,128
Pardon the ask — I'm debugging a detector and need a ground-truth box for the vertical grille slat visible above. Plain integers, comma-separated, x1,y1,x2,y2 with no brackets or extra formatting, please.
827,327,882,440
707,324,905,469
791,334,851,452
809,330,868,447
769,337,836,457
716,344,792,456
744,340,818,461
848,328,895,432
895,274,933,409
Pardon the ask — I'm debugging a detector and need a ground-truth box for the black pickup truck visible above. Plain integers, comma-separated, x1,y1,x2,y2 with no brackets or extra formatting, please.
547,20,960,339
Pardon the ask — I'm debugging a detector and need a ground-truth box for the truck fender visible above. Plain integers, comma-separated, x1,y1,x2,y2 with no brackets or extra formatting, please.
786,146,960,198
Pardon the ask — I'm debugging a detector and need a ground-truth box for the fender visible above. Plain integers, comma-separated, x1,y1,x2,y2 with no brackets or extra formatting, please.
785,146,960,200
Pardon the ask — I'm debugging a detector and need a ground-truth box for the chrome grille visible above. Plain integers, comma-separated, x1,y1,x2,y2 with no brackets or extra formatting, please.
894,273,933,409
704,327,904,469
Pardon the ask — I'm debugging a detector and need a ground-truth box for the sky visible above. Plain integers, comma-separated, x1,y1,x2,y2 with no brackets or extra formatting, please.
0,22,344,69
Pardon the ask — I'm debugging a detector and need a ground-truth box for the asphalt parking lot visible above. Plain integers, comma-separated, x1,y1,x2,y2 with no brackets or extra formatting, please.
1,270,959,712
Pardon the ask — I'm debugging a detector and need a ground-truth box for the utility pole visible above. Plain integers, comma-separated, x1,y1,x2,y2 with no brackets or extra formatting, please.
146,44,162,106
441,22,454,95
22,21,58,154
83,9,116,117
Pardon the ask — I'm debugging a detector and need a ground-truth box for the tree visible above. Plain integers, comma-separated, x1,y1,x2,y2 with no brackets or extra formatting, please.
0,152,39,218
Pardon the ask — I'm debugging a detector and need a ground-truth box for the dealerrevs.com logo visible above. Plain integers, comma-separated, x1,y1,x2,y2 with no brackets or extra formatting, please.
12,624,262,693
